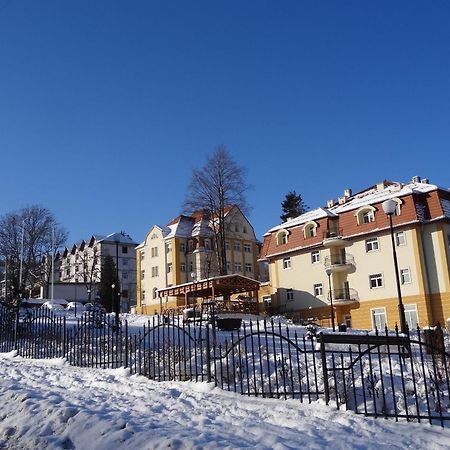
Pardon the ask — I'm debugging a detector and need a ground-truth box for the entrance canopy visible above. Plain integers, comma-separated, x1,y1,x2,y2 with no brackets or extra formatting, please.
157,274,260,300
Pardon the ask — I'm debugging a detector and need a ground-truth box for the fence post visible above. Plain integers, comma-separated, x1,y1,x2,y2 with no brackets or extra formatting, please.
319,333,330,405
124,320,129,369
205,321,212,383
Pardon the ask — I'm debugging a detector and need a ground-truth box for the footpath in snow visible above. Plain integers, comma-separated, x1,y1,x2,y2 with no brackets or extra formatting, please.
0,352,449,449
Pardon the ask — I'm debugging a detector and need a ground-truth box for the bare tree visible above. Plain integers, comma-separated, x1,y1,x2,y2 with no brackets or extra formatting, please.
76,246,101,302
0,205,67,303
184,146,250,276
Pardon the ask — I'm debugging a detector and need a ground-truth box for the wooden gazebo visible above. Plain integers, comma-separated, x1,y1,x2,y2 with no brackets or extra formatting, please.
157,274,260,314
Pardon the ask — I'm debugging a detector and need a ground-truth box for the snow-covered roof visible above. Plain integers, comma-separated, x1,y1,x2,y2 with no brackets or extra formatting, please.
267,208,336,234
99,232,138,245
330,181,438,214
442,198,450,218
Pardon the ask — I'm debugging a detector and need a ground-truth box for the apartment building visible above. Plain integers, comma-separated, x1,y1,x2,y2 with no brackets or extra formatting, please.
58,232,138,311
136,206,260,314
260,177,450,330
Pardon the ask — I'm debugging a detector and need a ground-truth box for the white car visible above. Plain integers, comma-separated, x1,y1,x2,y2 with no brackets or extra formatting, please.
41,302,65,311
66,302,86,311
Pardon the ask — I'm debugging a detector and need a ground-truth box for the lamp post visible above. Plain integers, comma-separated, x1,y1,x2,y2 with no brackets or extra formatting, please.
382,199,408,333
325,267,335,331
114,238,120,330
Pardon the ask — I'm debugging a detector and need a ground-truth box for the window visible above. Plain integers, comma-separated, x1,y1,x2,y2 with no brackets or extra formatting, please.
225,241,230,251
283,257,291,270
180,262,186,272
286,288,294,301
151,266,159,277
400,268,411,284
396,232,406,246
365,238,379,252
311,251,320,264
313,283,323,297
244,243,251,253
234,262,242,272
122,258,129,266
263,296,271,307
189,261,193,272
204,239,211,250
122,272,129,280
166,242,172,253
404,304,419,329
142,290,146,303
141,270,145,280
243,226,247,234
303,222,317,238
362,210,375,223
152,287,158,299
233,242,241,251
235,224,239,232
151,247,158,257
179,242,186,252
371,308,387,330
343,315,352,328
355,206,376,225
140,251,145,260
369,273,383,289
245,263,252,272
167,263,172,273
277,230,289,245
226,261,231,272
122,246,128,254
188,240,194,251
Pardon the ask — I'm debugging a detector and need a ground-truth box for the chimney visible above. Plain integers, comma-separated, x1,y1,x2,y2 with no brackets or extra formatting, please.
376,181,386,192
344,188,352,198
338,196,346,205
327,199,336,208
422,178,429,184
412,175,421,183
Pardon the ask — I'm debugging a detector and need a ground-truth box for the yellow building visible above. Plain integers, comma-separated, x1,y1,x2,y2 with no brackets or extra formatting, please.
136,206,261,314
259,177,450,330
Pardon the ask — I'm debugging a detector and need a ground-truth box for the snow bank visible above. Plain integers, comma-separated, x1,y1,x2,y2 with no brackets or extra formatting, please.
0,354,449,449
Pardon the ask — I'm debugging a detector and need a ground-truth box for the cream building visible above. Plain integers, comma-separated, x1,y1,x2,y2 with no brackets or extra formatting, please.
58,232,138,311
136,206,261,314
260,177,450,330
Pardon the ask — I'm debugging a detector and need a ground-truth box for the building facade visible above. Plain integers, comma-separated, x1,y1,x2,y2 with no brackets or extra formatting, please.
136,206,261,314
260,177,450,330
58,232,138,311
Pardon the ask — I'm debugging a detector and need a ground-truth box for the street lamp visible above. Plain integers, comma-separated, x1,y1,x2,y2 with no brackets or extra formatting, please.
382,199,408,333
325,267,335,332
114,237,120,330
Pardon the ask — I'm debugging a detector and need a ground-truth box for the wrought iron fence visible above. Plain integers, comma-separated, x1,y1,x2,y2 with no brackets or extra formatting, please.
0,304,449,427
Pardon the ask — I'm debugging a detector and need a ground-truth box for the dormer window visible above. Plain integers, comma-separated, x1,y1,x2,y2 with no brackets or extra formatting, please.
355,206,376,225
390,198,402,216
276,230,289,245
303,221,318,238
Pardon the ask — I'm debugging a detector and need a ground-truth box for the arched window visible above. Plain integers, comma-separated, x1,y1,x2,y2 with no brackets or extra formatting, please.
355,206,376,225
391,198,402,216
303,221,318,238
276,229,289,245
152,287,158,299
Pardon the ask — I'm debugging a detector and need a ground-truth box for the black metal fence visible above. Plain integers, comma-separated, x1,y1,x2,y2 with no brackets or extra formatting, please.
0,305,449,427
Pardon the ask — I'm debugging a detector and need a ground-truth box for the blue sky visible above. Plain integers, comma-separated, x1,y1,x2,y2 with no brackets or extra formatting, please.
1,1,449,245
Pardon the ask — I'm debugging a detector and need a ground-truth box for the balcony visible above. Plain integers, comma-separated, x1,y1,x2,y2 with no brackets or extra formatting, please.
324,254,355,272
329,288,359,305
322,229,350,247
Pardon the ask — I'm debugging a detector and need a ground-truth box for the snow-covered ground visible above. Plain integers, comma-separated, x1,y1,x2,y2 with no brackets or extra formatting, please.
1,352,450,450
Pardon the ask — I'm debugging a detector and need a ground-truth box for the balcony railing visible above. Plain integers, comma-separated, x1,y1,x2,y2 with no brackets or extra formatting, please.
323,229,343,239
329,288,359,303
324,254,355,268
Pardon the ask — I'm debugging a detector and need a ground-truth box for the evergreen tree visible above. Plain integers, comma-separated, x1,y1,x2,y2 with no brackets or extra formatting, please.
280,191,308,222
98,255,120,312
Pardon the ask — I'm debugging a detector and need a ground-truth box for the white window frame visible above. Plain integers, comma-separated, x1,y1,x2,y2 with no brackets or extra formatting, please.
234,262,242,272
311,251,320,264
277,230,289,245
283,257,292,270
371,307,387,330
396,231,406,246
244,243,251,253
313,283,323,297
404,304,419,329
245,263,252,272
369,273,383,289
400,268,411,284
365,237,379,252
286,288,294,301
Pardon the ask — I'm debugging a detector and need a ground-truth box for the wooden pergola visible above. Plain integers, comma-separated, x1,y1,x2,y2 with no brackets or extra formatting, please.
157,274,260,310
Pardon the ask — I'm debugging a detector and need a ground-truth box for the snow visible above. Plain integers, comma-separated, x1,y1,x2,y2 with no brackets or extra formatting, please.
1,352,450,449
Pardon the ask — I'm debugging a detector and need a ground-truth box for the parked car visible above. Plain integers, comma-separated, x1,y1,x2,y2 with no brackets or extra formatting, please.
84,303,105,313
41,301,65,311
66,302,86,311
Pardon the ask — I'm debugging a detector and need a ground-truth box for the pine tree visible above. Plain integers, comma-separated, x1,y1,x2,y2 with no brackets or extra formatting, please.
280,191,308,222
98,255,120,312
